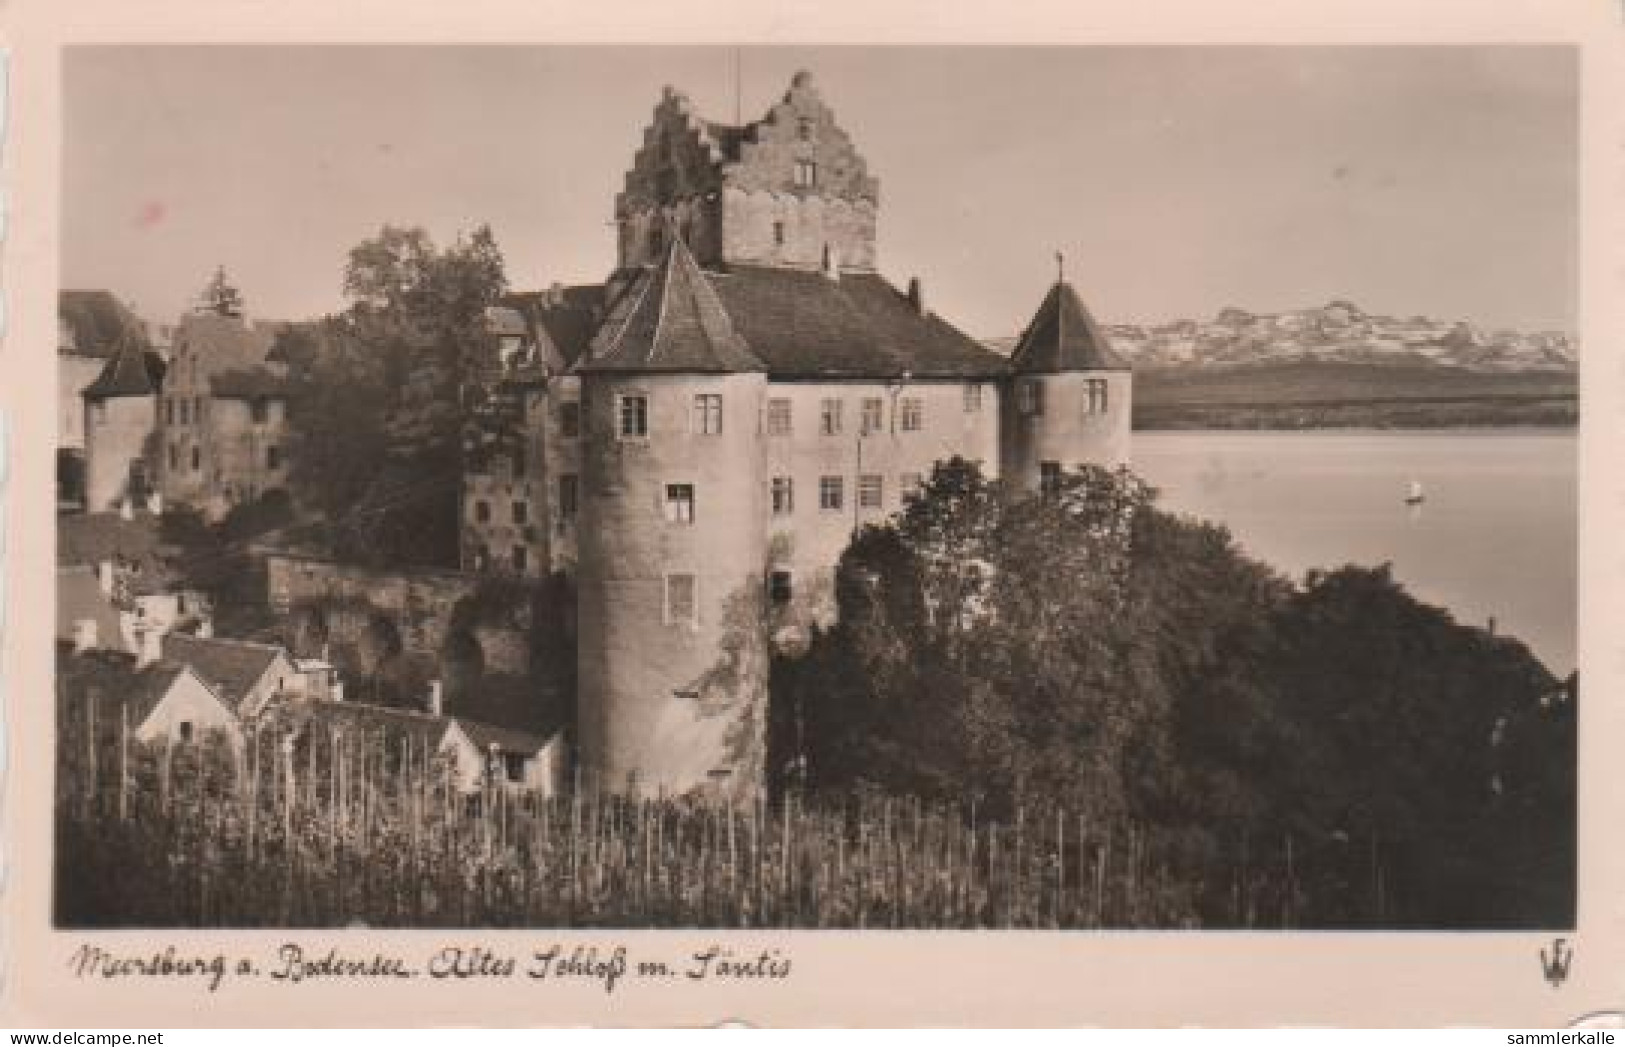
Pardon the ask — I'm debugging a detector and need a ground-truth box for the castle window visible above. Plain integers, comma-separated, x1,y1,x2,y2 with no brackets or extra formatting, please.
649,225,665,257
860,397,884,435
179,400,190,425
195,396,204,421
1086,378,1110,415
619,394,649,438
859,474,884,509
820,398,843,436
767,398,792,436
693,393,723,435
511,445,527,475
797,117,815,142
512,545,528,573
773,221,785,246
474,500,491,523
819,476,844,512
794,159,818,189
91,399,107,423
251,399,269,425
165,398,174,426
665,483,696,524
665,573,698,626
177,721,194,744
769,569,794,605
963,384,983,413
559,474,578,520
899,397,924,432
1019,380,1045,416
560,401,581,439
512,500,529,525
266,446,282,470
1040,461,1063,497
191,446,201,472
771,476,794,516
168,444,179,470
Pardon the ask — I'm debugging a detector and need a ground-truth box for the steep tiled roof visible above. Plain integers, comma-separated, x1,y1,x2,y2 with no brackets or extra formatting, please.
709,266,1008,379
576,238,765,375
453,717,554,756
161,633,285,712
173,312,281,372
58,648,200,728
1010,281,1128,373
209,366,290,399
59,290,147,360
81,340,164,398
56,566,123,648
277,699,450,749
58,511,161,567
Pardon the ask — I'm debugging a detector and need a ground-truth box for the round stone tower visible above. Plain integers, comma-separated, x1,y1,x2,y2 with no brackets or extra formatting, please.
82,338,161,513
1000,273,1133,493
573,236,771,798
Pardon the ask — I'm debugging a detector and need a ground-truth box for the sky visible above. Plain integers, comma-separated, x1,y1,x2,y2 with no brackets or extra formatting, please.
62,45,1578,337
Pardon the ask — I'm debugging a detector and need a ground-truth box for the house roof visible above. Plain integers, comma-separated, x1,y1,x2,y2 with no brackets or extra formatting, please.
451,717,553,756
512,285,605,368
1009,280,1128,373
56,566,124,648
58,647,203,728
277,699,450,749
576,237,766,375
710,266,1008,379
209,366,290,399
81,339,165,398
58,511,161,568
161,633,287,712
173,312,282,373
59,290,148,360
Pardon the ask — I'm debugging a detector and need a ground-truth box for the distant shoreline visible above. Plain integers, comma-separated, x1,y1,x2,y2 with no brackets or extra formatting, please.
1134,395,1577,431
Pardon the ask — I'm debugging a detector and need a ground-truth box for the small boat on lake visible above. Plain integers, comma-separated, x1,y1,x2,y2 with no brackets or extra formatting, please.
1405,480,1426,506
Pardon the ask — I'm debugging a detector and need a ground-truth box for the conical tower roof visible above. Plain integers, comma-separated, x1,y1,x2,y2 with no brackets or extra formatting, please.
81,334,162,398
576,235,765,375
1010,280,1127,373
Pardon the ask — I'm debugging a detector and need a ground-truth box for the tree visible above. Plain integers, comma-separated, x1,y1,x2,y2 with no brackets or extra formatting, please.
771,458,1572,927
281,225,508,566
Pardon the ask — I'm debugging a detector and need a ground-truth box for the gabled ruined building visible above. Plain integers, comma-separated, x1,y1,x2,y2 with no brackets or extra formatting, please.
457,70,1134,797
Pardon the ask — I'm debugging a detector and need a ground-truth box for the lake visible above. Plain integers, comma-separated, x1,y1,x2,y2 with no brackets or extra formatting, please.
1132,428,1577,674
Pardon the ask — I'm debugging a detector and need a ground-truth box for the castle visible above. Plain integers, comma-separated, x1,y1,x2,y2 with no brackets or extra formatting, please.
460,70,1133,797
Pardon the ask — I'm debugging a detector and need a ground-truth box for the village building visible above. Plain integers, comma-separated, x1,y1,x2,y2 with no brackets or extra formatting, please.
458,70,1133,797
58,645,243,749
57,510,211,654
158,305,293,520
160,633,302,721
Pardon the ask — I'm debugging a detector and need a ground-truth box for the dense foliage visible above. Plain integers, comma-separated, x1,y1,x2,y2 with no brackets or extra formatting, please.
770,458,1574,928
279,225,507,567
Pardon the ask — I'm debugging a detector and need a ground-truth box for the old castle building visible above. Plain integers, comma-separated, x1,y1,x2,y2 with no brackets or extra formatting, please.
468,70,1132,796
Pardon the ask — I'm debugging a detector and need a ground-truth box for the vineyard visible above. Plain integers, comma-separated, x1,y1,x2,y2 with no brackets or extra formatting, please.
55,704,1393,929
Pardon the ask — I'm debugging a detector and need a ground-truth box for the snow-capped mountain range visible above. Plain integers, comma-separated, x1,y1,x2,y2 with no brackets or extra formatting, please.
987,300,1576,374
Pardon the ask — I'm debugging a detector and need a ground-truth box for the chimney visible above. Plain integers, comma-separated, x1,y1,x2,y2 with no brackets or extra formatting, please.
331,679,345,703
96,560,115,596
428,679,444,718
73,618,99,654
196,618,213,639
147,491,163,516
136,626,163,669
119,498,135,521
907,277,925,315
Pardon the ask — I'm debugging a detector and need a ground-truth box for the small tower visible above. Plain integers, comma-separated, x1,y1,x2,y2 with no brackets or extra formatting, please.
1001,263,1132,493
573,233,771,798
82,336,162,513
